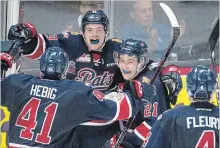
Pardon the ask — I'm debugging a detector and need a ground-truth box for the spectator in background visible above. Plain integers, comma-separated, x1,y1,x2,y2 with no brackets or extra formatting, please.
118,0,185,61
63,0,104,32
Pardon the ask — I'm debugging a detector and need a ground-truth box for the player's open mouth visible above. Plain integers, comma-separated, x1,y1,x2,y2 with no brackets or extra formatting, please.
90,39,99,44
122,69,131,74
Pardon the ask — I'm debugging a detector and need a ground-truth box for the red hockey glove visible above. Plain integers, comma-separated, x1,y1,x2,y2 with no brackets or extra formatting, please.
161,65,183,105
1,52,14,70
8,23,37,41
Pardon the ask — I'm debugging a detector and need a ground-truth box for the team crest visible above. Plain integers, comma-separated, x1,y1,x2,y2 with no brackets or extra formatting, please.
92,53,104,66
142,76,150,83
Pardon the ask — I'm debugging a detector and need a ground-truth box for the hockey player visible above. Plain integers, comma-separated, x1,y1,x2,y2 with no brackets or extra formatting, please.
1,46,154,148
7,10,122,90
104,39,183,147
146,65,219,148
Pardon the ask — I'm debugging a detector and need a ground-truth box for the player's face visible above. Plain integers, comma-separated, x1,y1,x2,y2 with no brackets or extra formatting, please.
134,0,153,27
118,54,139,80
83,24,106,51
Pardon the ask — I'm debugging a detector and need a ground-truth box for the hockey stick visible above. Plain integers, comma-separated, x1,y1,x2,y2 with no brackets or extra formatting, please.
9,1,24,76
150,3,180,84
113,3,180,148
208,18,219,104
11,1,24,57
18,1,24,24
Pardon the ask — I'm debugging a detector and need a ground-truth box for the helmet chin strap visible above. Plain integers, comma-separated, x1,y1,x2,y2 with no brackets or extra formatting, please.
82,32,108,52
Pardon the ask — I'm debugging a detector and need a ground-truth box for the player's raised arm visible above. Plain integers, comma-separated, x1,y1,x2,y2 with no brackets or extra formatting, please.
7,23,43,60
80,80,155,126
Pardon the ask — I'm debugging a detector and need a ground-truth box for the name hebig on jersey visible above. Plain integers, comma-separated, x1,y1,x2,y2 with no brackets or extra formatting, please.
30,84,57,99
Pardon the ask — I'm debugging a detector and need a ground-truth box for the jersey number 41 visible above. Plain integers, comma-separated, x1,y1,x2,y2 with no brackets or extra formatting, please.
15,97,58,144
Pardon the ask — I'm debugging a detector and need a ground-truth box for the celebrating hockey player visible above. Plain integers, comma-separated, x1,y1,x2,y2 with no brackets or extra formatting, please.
103,39,183,147
146,65,219,148
7,10,122,90
1,46,155,147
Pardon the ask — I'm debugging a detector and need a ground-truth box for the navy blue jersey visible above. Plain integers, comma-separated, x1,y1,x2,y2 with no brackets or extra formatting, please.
146,102,219,148
22,32,122,90
104,61,166,147
136,61,170,113
1,74,141,148
111,60,170,113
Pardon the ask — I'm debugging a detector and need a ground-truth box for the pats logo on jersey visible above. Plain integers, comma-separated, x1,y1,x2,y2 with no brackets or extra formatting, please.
75,68,114,89
76,54,91,63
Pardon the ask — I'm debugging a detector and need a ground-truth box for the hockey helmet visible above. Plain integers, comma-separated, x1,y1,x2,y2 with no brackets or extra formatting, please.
186,65,217,101
81,10,109,32
115,38,148,60
40,47,69,80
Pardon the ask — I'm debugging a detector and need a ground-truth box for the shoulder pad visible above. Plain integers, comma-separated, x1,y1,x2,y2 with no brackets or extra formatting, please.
71,32,81,35
111,38,123,43
148,62,158,70
157,109,172,120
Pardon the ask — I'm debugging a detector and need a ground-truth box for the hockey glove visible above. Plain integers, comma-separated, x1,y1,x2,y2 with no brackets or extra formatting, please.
161,65,183,105
1,52,14,70
123,80,143,100
8,23,37,41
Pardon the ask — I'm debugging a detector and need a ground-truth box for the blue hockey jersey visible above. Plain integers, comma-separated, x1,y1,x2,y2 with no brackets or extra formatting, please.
22,32,122,90
103,61,166,147
1,73,141,148
146,102,219,148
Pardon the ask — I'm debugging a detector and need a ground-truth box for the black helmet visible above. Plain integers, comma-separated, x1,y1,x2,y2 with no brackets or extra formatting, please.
40,47,69,80
81,10,109,32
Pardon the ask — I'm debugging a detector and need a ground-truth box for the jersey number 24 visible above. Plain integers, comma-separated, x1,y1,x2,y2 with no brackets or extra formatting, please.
15,97,58,144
